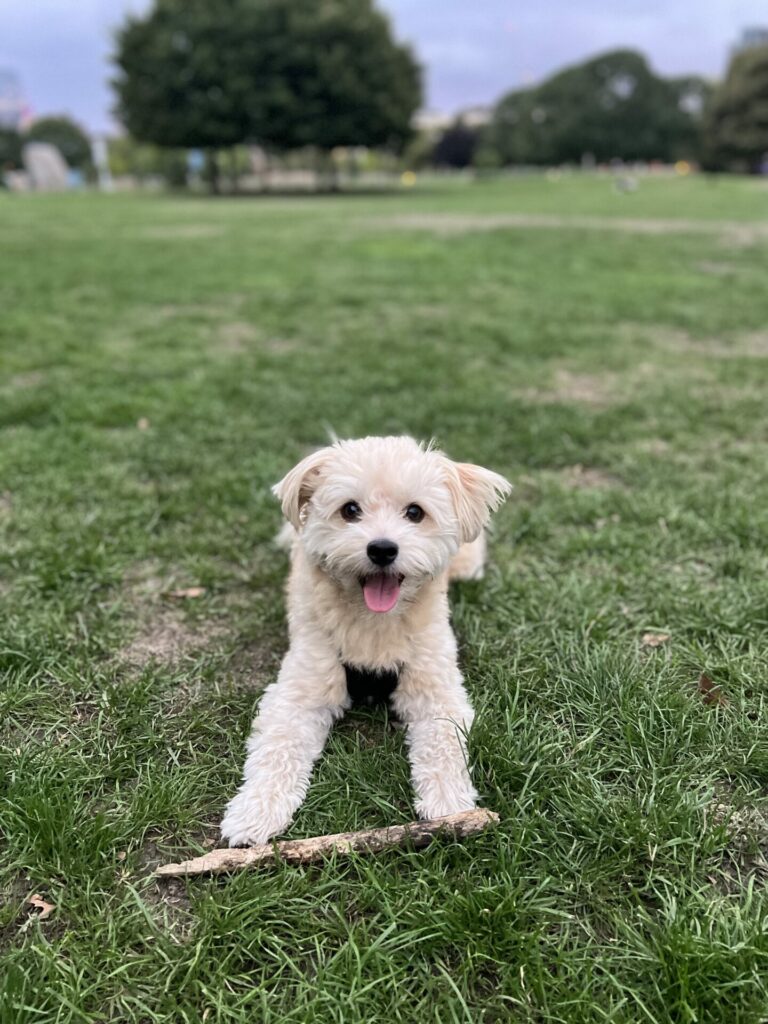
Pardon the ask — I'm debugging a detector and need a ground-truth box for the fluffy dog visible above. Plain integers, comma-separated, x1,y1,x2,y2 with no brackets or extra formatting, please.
220,436,511,846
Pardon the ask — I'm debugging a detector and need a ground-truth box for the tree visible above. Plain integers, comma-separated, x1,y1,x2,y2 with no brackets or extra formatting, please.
113,0,421,189
25,116,93,171
0,127,22,171
706,45,768,172
489,50,705,166
432,119,478,168
108,136,189,187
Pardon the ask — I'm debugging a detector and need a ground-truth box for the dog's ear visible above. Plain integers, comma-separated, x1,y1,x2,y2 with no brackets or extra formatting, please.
272,447,333,529
444,460,512,544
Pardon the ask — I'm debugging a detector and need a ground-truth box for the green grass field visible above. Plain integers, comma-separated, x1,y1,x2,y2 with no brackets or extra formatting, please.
2,173,768,1023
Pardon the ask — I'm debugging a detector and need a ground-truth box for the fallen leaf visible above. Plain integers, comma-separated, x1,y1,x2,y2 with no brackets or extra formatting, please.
697,673,728,707
137,417,150,430
166,587,206,599
642,632,670,648
28,894,55,920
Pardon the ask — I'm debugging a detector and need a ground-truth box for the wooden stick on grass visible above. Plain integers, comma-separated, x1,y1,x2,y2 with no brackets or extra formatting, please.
156,808,499,877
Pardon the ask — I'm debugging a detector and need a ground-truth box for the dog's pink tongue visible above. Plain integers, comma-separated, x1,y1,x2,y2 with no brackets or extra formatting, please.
363,574,401,613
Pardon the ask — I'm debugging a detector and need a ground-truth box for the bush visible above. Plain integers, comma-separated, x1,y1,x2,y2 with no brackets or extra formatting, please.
0,127,22,172
25,116,93,173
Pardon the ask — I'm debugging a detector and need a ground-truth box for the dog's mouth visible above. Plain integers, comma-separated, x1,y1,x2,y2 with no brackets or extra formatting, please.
360,573,404,613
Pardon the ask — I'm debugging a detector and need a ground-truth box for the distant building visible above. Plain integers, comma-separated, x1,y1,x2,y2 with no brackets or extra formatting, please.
734,27,768,53
413,109,453,136
0,69,27,129
459,106,492,129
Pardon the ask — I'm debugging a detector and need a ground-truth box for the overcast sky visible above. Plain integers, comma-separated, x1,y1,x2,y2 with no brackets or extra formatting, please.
1,0,766,133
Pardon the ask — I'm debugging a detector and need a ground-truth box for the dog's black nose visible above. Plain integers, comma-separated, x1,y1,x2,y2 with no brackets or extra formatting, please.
367,539,398,567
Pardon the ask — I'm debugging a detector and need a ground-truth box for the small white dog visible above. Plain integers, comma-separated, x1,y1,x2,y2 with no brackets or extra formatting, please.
220,436,511,846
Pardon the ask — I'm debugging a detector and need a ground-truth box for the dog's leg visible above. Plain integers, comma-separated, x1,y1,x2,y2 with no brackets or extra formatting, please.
220,639,346,847
448,533,486,581
392,642,478,819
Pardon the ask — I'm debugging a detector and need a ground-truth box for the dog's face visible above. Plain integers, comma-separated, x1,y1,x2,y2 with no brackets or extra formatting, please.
273,437,510,614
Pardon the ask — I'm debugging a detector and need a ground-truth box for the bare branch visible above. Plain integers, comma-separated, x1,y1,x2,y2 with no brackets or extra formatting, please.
156,809,500,877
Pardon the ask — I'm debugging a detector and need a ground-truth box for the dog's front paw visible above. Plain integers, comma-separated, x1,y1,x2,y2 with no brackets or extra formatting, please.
220,790,294,848
415,777,478,820
416,796,477,820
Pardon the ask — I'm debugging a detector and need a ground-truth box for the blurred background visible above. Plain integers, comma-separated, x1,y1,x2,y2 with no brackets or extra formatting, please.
2,0,767,191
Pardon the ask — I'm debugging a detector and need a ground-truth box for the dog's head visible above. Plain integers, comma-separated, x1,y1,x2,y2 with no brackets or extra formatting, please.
273,436,511,614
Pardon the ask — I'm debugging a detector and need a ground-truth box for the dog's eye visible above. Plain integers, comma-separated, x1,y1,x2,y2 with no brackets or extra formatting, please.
340,501,362,522
404,503,425,523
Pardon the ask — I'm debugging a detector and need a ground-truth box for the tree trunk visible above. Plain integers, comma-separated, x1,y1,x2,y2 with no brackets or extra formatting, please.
228,148,239,194
204,149,219,194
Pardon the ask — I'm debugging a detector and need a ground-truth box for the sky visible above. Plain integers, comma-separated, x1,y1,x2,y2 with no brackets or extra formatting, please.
1,0,766,134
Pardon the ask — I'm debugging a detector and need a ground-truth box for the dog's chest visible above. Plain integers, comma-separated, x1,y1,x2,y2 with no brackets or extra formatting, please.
333,610,413,673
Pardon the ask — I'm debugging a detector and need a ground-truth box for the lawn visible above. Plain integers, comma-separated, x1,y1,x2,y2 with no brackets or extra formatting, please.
2,172,768,1023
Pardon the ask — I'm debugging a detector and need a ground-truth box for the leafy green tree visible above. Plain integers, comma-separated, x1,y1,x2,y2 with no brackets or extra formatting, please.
668,75,713,159
432,119,478,168
706,45,768,172
108,136,188,187
113,0,421,189
0,127,22,171
25,116,93,170
489,50,704,166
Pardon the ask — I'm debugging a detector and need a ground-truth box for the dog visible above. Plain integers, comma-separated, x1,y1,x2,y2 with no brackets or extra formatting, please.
220,436,511,846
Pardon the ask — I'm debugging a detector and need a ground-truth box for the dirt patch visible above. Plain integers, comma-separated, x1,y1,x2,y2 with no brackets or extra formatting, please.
709,794,768,890
519,369,617,407
122,559,167,598
554,464,625,490
337,708,401,744
117,562,226,669
216,320,259,354
634,438,672,455
213,321,302,357
265,336,301,354
136,224,226,241
120,614,202,668
146,879,195,942
679,329,768,359
617,322,768,361
618,323,698,352
6,371,46,390
221,638,282,692
411,303,453,320
151,295,246,321
375,213,768,247
137,846,198,942
0,877,66,948
100,297,249,356
696,260,738,277
736,332,768,357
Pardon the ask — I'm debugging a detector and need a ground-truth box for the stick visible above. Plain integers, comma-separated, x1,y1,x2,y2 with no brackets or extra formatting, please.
156,808,499,877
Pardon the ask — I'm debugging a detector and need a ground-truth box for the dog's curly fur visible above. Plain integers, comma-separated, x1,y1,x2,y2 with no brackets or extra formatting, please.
221,436,511,846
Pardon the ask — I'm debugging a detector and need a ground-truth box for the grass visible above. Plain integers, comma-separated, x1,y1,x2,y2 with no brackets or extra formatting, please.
1,171,768,1023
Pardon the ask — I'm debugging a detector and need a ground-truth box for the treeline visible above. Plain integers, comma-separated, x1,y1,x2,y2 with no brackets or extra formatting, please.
3,0,766,190
428,47,768,174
